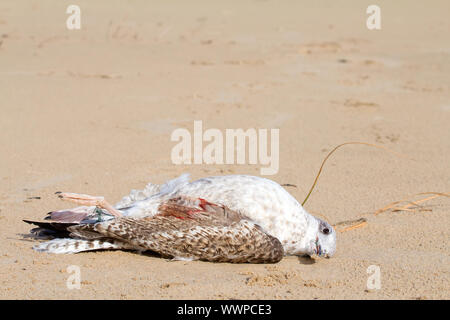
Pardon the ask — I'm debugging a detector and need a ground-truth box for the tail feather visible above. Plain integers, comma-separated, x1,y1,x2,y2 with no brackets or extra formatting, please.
24,206,113,239
33,238,136,254
47,207,94,223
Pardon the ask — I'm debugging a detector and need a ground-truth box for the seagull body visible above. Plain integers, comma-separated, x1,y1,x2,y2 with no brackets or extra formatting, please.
25,174,336,263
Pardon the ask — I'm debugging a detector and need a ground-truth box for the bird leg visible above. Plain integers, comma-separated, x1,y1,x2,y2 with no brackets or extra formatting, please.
56,192,122,217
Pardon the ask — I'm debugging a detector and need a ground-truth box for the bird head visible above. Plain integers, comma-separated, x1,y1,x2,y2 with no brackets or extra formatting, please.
309,217,336,258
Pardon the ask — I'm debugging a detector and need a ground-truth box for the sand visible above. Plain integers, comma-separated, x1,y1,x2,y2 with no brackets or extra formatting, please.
0,0,449,299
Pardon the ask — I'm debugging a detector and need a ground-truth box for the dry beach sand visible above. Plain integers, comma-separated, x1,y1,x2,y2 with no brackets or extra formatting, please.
0,0,449,299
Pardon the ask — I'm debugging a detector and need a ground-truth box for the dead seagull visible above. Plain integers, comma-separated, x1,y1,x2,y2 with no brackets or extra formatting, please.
24,174,336,263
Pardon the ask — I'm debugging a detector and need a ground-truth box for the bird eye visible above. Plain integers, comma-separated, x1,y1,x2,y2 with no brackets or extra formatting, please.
322,228,330,234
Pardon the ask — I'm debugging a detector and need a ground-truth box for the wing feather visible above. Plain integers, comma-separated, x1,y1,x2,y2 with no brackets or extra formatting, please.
69,198,284,263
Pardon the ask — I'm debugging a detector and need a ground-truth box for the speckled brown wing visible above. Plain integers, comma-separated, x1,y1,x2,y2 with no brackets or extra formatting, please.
68,197,284,263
